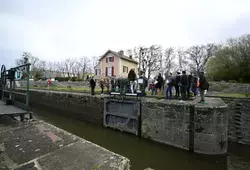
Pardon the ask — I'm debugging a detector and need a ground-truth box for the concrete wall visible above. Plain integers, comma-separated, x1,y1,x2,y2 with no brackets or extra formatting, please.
141,100,190,150
15,89,104,125
220,97,250,145
14,89,229,155
141,98,228,155
194,103,228,154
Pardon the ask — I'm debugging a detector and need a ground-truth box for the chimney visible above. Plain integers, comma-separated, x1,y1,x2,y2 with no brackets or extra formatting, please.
129,55,132,59
118,50,124,56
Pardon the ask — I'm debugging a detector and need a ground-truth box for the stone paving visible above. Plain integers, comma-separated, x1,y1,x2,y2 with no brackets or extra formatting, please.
0,117,130,170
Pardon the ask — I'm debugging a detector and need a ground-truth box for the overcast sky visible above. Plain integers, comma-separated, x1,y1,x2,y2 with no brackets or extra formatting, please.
1,0,250,68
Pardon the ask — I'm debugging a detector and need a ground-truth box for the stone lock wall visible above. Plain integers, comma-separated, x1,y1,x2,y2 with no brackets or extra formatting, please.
141,99,190,150
194,105,228,154
141,98,228,155
220,97,250,145
13,89,229,155
15,89,104,125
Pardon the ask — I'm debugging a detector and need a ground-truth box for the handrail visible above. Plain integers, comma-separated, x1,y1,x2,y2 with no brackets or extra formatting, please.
10,63,31,70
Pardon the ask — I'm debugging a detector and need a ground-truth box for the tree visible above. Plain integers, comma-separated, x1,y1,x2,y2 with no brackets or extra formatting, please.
186,43,216,74
176,47,188,72
125,49,133,57
147,45,162,79
133,46,144,72
90,56,99,74
163,47,175,78
16,52,45,79
46,61,55,78
205,34,250,82
132,45,162,79
78,56,90,79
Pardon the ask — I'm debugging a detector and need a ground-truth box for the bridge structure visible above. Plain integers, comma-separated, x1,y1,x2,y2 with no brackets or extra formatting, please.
0,63,32,121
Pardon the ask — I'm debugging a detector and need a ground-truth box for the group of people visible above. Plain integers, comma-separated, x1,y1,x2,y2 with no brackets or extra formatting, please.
89,69,148,96
165,71,209,103
89,69,209,103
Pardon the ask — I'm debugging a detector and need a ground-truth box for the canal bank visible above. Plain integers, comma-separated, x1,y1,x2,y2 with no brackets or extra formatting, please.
0,116,130,170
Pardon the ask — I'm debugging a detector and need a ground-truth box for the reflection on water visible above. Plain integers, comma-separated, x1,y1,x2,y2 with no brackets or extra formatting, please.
32,108,250,170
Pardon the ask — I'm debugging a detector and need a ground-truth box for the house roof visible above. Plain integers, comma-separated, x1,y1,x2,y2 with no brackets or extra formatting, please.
99,50,138,64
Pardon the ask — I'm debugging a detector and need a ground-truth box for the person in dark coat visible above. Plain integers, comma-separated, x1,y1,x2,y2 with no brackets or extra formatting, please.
175,72,181,98
110,76,115,92
156,73,163,97
128,69,136,93
180,71,188,102
165,73,175,100
138,71,148,96
198,71,209,103
100,78,104,94
90,77,96,95
187,73,192,98
191,74,198,97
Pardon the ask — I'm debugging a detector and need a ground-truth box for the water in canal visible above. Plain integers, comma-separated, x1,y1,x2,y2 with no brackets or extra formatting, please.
33,108,250,170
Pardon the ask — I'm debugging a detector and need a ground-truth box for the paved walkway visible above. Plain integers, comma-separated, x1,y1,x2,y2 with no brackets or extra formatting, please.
0,117,130,170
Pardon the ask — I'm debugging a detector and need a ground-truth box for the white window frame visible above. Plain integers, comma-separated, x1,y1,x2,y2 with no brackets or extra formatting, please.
108,67,112,76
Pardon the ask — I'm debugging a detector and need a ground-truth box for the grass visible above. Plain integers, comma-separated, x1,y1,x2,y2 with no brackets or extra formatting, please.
31,86,250,99
215,93,250,98
32,86,104,93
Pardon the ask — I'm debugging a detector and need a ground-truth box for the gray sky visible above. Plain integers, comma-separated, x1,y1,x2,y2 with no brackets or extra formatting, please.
1,0,250,68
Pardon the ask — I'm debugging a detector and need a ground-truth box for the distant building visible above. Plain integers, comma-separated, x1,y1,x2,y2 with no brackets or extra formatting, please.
94,50,138,79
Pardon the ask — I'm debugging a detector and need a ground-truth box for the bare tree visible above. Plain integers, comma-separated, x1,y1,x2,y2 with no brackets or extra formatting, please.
132,45,162,79
125,49,133,57
147,45,162,79
176,47,188,72
55,61,66,77
163,47,175,78
90,56,99,74
133,46,144,71
16,52,46,78
46,61,54,78
63,58,72,77
78,56,90,79
187,43,216,73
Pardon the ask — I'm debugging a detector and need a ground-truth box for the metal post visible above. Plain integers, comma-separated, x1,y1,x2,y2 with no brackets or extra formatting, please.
26,64,32,119
12,72,16,103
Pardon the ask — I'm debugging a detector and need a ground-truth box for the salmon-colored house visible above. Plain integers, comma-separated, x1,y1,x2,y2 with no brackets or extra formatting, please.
95,50,138,78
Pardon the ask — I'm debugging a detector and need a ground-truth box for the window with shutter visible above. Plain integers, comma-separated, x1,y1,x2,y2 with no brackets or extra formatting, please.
106,67,108,76
123,66,128,73
112,66,114,76
106,57,108,63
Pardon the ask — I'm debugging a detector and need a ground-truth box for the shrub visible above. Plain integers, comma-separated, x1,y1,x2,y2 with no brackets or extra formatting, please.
77,78,83,81
228,80,238,83
71,77,78,82
55,77,70,82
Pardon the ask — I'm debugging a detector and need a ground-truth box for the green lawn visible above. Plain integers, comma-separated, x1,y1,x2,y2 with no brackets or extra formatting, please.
31,86,250,99
215,93,250,98
32,86,104,93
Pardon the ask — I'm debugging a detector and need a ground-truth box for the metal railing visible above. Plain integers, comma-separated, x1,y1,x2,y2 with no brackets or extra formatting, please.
0,63,32,119
107,77,148,98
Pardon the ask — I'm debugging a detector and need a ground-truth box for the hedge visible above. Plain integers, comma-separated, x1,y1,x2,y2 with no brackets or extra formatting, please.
55,77,83,82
